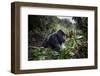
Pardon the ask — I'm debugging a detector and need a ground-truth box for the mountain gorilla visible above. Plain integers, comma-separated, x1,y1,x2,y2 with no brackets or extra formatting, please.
42,30,66,52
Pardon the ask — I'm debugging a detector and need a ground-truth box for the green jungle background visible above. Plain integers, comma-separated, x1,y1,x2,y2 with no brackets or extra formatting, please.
28,15,88,60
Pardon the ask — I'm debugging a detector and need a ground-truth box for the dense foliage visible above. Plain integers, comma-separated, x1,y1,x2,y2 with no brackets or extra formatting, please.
28,15,88,60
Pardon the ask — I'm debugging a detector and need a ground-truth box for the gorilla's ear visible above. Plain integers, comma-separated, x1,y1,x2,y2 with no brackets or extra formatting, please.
57,30,65,35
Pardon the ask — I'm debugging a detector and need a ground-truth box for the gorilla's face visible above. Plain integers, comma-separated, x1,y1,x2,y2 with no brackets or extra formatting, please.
62,35,66,42
57,30,66,43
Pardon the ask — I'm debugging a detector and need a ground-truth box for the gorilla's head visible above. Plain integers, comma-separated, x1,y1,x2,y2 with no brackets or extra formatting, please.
56,30,66,44
57,30,65,36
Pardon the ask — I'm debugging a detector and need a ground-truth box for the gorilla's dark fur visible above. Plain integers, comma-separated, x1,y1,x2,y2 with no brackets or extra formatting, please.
42,30,66,51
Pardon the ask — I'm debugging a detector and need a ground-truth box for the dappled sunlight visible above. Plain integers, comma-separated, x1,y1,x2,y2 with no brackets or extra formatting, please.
61,43,66,49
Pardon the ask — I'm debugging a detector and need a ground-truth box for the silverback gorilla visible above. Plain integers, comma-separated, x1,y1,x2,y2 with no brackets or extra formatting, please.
42,30,66,52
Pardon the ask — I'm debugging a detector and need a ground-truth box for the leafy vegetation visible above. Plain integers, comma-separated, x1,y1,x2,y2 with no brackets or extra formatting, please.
28,15,88,60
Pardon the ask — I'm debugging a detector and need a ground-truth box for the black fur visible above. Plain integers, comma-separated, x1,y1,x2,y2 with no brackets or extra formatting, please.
42,30,66,51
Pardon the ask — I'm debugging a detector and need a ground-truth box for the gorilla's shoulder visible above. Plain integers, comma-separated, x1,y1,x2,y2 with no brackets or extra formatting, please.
48,32,57,39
